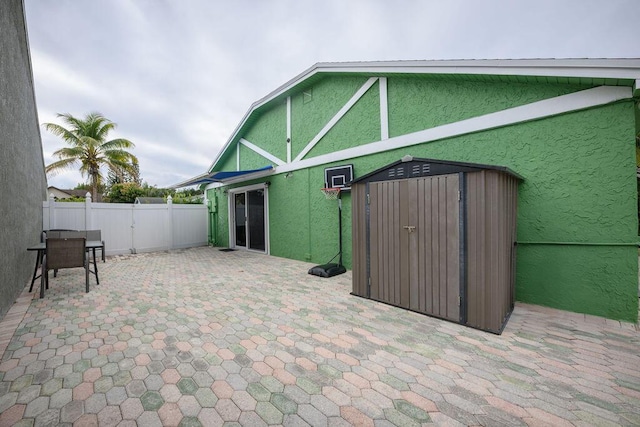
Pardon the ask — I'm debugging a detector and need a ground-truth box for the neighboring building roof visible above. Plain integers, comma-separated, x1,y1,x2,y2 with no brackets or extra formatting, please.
47,186,73,198
47,186,99,200
67,189,92,198
207,59,640,173
47,186,102,203
134,197,165,204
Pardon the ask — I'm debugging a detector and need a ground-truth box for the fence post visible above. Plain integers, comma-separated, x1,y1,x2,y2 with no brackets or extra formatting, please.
167,195,174,251
48,193,56,229
85,192,92,230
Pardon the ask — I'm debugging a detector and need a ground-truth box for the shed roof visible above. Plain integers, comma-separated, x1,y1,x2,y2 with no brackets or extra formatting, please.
352,156,524,185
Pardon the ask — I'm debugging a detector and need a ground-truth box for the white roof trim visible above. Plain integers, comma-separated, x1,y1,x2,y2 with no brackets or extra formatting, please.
208,58,640,172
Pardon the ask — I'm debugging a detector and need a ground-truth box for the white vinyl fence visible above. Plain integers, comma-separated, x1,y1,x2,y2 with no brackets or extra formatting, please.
43,194,208,255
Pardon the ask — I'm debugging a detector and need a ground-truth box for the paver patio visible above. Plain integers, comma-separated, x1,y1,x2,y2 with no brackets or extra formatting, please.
0,246,639,426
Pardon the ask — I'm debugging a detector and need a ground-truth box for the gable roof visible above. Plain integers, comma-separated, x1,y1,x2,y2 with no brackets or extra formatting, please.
47,186,73,197
207,58,640,174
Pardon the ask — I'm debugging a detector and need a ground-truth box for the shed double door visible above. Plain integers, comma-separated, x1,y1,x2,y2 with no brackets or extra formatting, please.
369,174,461,322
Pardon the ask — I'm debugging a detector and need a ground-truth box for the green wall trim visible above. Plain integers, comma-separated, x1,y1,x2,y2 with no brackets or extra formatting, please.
517,241,639,247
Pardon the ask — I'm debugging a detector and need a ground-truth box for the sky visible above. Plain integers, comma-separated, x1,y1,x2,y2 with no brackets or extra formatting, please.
24,0,639,190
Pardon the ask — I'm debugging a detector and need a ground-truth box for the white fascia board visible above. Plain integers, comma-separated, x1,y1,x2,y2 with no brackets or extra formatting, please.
273,85,631,175
239,138,285,166
312,59,640,79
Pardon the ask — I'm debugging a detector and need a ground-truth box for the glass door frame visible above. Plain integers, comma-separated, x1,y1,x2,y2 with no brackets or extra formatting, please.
227,182,270,254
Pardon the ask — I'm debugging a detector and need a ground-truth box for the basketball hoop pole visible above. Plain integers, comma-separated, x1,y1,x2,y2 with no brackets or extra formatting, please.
308,164,352,277
337,192,343,266
322,188,344,265
322,186,344,263
308,187,347,277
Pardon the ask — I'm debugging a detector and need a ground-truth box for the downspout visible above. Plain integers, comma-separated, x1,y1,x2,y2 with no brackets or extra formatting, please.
207,191,218,246
308,168,312,260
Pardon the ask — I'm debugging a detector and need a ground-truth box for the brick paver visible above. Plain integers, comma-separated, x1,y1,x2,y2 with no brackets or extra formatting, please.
0,247,639,425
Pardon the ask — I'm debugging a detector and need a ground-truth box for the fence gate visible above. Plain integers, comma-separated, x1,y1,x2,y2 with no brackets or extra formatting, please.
368,174,461,322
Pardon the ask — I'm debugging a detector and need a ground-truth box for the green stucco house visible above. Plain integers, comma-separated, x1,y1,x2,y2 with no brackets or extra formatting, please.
180,59,640,323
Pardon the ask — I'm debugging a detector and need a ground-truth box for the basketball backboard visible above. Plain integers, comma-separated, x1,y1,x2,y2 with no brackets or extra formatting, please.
324,164,354,191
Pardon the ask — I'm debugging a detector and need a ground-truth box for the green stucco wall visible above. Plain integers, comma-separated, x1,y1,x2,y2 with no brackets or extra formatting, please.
209,75,638,322
291,76,371,157
307,81,381,158
244,103,288,163
387,77,591,137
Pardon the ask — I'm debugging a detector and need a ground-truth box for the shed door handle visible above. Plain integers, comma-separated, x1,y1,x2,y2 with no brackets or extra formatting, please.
403,225,416,233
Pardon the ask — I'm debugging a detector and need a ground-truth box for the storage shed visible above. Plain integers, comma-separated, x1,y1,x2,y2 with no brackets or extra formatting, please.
351,156,523,333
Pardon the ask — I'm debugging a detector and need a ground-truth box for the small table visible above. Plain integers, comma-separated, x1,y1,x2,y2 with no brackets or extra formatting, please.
27,240,104,294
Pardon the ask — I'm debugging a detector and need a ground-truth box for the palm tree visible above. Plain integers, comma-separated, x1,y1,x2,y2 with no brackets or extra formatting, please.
44,112,139,200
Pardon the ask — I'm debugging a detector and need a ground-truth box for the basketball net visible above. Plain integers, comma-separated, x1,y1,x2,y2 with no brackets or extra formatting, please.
321,188,340,200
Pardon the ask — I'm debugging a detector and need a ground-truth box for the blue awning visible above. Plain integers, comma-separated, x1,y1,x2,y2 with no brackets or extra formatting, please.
209,165,274,181
173,165,274,188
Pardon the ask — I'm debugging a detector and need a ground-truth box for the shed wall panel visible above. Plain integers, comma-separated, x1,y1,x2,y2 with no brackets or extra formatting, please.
351,184,367,296
466,171,518,332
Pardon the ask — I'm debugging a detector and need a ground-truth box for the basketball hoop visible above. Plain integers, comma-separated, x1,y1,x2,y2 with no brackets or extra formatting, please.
321,187,340,200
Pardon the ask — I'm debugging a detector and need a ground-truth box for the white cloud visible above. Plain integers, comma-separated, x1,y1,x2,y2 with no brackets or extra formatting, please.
30,50,109,102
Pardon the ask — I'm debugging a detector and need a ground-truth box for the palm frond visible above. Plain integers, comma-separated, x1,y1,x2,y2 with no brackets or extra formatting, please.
51,146,85,159
45,158,79,176
102,138,136,150
85,114,110,138
105,149,138,164
43,123,80,144
57,113,85,133
96,121,117,140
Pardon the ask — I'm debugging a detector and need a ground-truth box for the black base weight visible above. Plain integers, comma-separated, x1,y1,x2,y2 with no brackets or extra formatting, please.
308,263,347,278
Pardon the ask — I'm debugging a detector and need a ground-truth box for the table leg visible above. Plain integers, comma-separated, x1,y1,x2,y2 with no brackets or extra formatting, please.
29,250,42,293
92,248,100,285
40,263,45,299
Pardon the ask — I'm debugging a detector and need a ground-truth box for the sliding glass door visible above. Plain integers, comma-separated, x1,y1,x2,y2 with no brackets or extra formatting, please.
231,185,268,253
247,189,265,251
234,193,246,247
